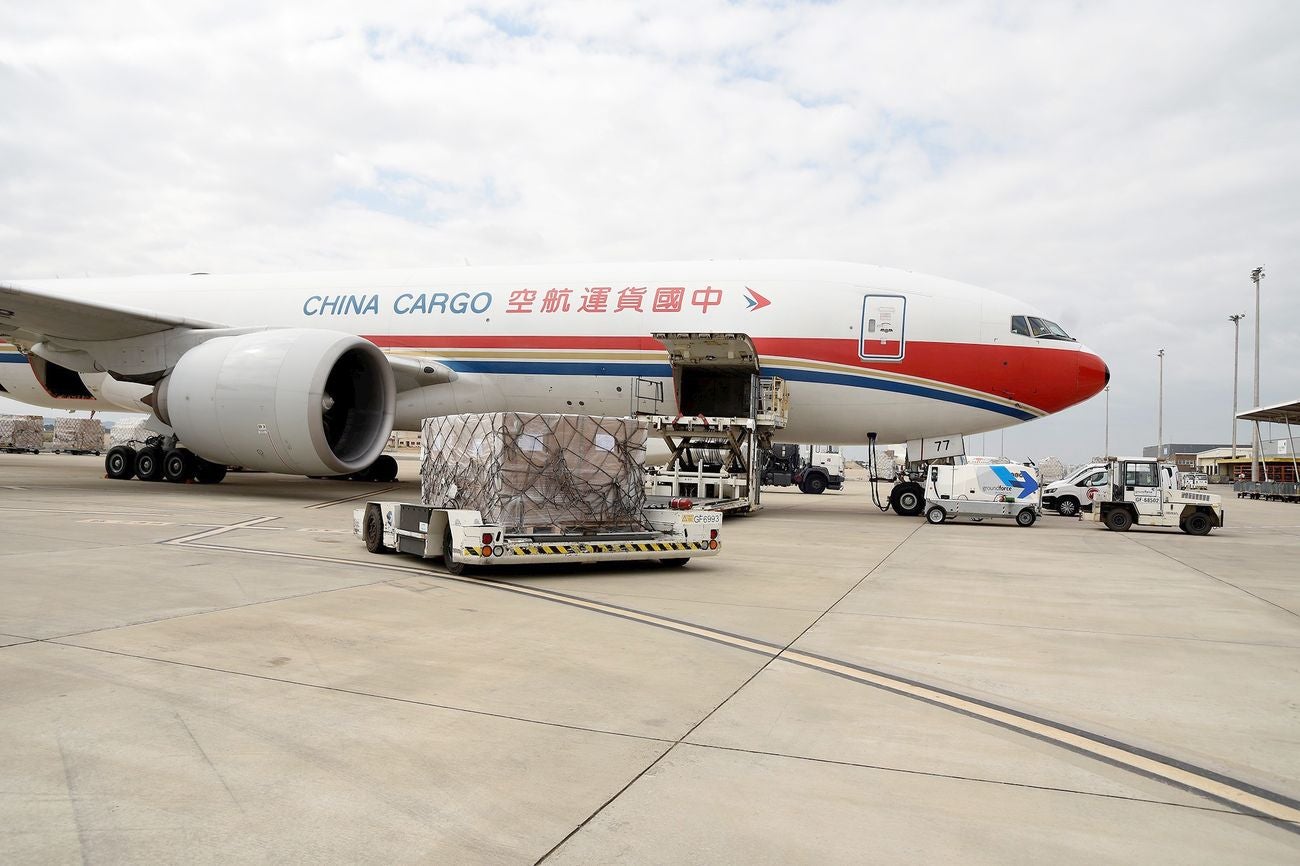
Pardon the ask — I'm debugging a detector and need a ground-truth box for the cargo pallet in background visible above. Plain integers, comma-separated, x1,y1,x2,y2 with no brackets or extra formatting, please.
0,414,44,454
50,417,104,455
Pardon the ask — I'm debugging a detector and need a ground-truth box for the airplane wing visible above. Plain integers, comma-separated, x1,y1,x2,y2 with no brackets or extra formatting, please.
0,280,452,388
0,280,226,344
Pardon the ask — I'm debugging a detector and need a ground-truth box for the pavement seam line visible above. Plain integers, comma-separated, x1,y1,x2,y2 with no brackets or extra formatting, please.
675,741,1247,817
1119,533,1299,619
41,639,677,747
533,523,926,864
150,517,1300,832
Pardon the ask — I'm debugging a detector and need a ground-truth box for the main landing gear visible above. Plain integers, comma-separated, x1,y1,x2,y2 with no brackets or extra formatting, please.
105,444,227,485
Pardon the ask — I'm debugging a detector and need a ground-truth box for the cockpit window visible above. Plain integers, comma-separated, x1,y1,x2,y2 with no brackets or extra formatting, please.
1028,317,1074,340
1012,314,1075,340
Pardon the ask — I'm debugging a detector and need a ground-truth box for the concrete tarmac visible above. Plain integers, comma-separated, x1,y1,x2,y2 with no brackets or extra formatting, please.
1,453,1298,864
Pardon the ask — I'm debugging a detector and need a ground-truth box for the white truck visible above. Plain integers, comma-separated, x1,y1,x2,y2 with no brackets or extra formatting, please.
922,460,1043,527
761,443,846,494
357,499,721,574
1088,458,1223,535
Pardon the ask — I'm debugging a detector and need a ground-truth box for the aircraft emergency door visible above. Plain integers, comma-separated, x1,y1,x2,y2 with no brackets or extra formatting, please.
860,295,906,361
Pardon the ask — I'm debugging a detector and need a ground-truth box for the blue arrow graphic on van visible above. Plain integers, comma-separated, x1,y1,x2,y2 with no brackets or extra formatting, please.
991,466,1040,499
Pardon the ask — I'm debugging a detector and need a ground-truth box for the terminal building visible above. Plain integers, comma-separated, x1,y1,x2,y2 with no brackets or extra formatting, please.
1193,439,1298,483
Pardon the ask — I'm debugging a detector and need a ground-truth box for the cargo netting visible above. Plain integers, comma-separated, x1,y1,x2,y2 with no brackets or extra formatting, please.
0,415,44,451
421,413,650,532
52,417,104,452
109,419,154,447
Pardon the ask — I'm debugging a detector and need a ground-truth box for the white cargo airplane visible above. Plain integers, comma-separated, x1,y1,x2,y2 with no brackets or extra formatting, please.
0,260,1107,511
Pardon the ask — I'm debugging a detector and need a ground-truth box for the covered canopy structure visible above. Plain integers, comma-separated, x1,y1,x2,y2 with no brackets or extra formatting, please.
1237,399,1300,426
1237,399,1300,483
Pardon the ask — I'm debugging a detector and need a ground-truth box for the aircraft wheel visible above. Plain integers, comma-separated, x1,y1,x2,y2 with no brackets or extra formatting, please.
442,527,466,575
1016,508,1037,527
1057,497,1079,517
105,446,136,480
925,505,947,525
363,504,393,554
890,482,924,516
1181,512,1212,536
371,455,399,483
162,448,194,483
1104,508,1132,532
135,446,165,482
193,457,228,484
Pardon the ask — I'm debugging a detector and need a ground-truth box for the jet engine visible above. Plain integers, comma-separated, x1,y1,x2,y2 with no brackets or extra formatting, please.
153,329,395,476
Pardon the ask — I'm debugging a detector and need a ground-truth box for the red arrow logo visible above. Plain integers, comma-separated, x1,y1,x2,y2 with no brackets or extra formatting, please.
745,287,771,311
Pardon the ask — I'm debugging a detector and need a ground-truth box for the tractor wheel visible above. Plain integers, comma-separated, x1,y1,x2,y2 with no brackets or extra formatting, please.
1104,508,1133,532
363,504,393,554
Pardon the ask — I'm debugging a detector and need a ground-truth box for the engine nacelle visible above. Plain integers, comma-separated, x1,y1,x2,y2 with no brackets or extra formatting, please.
155,329,395,476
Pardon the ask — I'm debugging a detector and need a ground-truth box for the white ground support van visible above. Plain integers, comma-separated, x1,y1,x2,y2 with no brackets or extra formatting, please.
357,500,721,573
1044,462,1181,516
923,461,1043,527
1088,458,1223,535
1041,462,1108,516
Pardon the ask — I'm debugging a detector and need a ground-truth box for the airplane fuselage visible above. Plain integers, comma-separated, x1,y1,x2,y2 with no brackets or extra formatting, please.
0,260,1108,444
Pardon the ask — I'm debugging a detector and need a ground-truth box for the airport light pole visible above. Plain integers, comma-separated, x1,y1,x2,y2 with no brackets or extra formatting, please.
1104,385,1110,457
1250,266,1264,481
1157,349,1165,461
1229,314,1244,461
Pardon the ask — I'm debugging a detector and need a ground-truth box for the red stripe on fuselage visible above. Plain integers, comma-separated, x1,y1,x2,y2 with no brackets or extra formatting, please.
364,335,1097,415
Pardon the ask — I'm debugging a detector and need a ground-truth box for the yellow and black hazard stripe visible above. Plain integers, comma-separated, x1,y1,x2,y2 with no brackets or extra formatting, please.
460,540,715,557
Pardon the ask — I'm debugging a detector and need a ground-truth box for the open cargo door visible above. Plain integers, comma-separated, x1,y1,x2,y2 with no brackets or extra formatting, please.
652,332,760,418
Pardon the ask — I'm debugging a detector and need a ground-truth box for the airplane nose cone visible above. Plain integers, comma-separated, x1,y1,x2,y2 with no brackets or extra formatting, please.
1078,350,1109,402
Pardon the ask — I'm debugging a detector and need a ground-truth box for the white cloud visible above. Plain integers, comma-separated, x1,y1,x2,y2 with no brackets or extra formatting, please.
2,0,1298,461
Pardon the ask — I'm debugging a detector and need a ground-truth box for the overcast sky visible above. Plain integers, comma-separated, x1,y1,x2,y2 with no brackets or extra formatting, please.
2,1,1297,464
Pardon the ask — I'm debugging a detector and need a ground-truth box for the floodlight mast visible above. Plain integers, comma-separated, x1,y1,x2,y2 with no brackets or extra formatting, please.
1229,313,1245,462
1157,349,1165,461
1250,266,1264,481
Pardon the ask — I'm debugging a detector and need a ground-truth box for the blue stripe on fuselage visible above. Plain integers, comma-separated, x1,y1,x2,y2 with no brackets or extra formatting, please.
0,353,28,364
439,358,1035,421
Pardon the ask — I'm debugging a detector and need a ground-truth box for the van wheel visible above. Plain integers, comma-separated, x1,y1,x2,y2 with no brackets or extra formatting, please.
660,557,691,567
442,527,466,575
1104,508,1133,532
1057,497,1079,517
1181,512,1212,536
925,505,947,525
1016,508,1037,527
363,504,392,554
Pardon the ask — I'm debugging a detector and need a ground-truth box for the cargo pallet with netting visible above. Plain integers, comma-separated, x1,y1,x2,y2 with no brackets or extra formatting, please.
0,414,45,454
356,412,721,574
49,417,104,455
